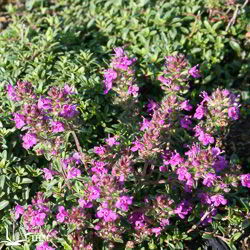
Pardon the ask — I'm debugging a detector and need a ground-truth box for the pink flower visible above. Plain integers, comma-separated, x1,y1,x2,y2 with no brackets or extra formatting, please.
89,186,100,200
79,198,92,208
42,168,54,180
115,196,133,212
22,132,37,149
240,174,250,188
160,218,170,227
105,136,120,146
56,206,68,223
194,105,205,119
203,173,217,187
188,64,200,78
93,146,106,155
13,113,26,129
210,194,227,207
15,204,24,220
7,84,18,101
180,100,192,111
38,97,52,111
36,242,55,250
128,85,139,97
228,106,239,120
157,76,172,85
169,152,183,167
60,104,78,118
114,47,124,57
194,126,214,145
152,227,162,236
67,167,81,179
51,121,64,133
97,208,117,222
174,201,192,219
147,99,159,112
31,212,46,226
140,117,151,131
103,69,117,94
131,139,144,152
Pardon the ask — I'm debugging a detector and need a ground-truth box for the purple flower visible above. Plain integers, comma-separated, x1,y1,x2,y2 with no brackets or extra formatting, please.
22,132,37,149
188,64,200,78
157,76,172,85
140,117,151,131
36,242,55,250
93,146,106,155
116,196,133,212
13,113,26,129
104,79,113,95
105,136,120,147
194,126,214,145
67,167,81,179
63,84,75,95
203,173,217,187
180,100,192,111
228,106,239,120
180,116,192,130
51,121,64,133
97,208,117,222
103,69,117,94
128,85,139,97
213,156,228,172
198,193,211,205
38,97,52,111
7,84,18,101
114,47,124,57
169,152,183,167
160,218,170,227
60,104,78,118
43,168,54,180
131,139,144,152
31,212,46,226
79,198,92,208
91,161,108,175
152,227,162,236
210,194,227,207
194,105,205,119
56,206,68,223
174,201,192,219
147,99,159,112
240,174,250,188
15,204,24,220
89,186,100,200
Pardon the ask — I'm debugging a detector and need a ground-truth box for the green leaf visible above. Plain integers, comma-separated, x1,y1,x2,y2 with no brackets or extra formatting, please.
0,200,9,210
0,175,6,189
231,232,242,242
229,40,241,56
58,239,72,250
21,178,33,184
202,233,213,239
204,20,213,33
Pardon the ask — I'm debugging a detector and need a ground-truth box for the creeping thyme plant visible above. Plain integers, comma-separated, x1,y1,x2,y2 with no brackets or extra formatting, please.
3,48,249,250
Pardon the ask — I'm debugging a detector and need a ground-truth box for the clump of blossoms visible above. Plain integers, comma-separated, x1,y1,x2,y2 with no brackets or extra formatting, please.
12,50,250,249
193,89,240,148
7,82,80,159
157,54,200,94
103,47,140,125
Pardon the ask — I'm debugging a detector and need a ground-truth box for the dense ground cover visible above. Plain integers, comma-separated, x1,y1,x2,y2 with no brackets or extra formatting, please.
0,0,250,249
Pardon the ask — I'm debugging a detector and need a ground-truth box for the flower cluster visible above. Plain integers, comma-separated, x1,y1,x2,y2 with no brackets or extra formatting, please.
7,82,79,157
